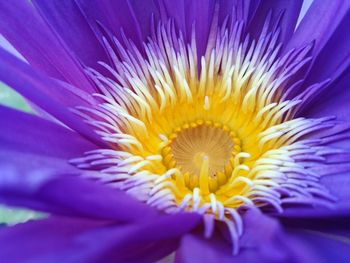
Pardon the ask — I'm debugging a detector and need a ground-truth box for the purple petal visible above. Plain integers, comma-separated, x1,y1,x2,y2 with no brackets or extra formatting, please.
79,212,201,248
273,166,350,218
249,0,303,43
175,235,312,263
32,0,109,69
0,49,104,147
281,209,350,262
287,0,350,56
217,0,258,25
0,105,96,211
185,0,216,58
297,12,350,118
175,234,236,263
0,216,107,263
72,212,200,262
0,170,158,222
76,0,144,50
277,206,350,219
149,0,218,59
129,0,161,41
286,228,350,263
0,105,96,158
176,208,318,262
280,209,350,228
0,0,96,93
160,0,186,37
239,207,296,260
305,12,350,84
0,213,200,263
303,68,350,122
281,215,350,262
275,164,350,218
0,107,155,220
321,171,350,203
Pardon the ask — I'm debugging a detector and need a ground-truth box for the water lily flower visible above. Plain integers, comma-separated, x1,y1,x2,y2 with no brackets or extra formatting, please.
1,0,350,262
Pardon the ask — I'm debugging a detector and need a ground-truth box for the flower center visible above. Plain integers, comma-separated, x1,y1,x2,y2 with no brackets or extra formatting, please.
71,17,340,254
164,122,241,192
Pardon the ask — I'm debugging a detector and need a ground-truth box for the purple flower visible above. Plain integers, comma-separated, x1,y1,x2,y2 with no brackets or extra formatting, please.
1,0,350,262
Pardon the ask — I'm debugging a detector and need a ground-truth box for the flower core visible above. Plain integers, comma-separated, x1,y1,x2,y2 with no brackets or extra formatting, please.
72,18,338,253
167,122,238,192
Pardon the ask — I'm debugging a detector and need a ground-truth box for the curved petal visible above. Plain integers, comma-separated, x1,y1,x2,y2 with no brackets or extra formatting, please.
286,0,350,56
303,69,350,122
0,107,155,220
0,106,88,211
285,228,350,263
304,12,350,84
0,213,200,263
175,234,241,263
32,0,109,69
249,0,303,44
0,49,104,147
281,211,350,263
321,171,350,202
281,211,350,230
75,0,144,50
0,105,96,158
276,206,350,219
0,216,108,263
157,0,186,35
0,170,158,222
218,0,259,25
239,208,310,261
297,10,350,118
272,122,350,219
175,235,318,263
278,165,350,218
160,0,259,59
71,212,200,262
0,0,96,93
178,0,216,57
175,209,318,263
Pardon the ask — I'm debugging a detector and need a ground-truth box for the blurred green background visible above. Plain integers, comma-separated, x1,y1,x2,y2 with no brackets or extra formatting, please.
0,83,43,225
0,83,31,112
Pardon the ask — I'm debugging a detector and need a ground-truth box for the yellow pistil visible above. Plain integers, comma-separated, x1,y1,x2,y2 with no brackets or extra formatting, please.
162,122,243,194
199,155,210,195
